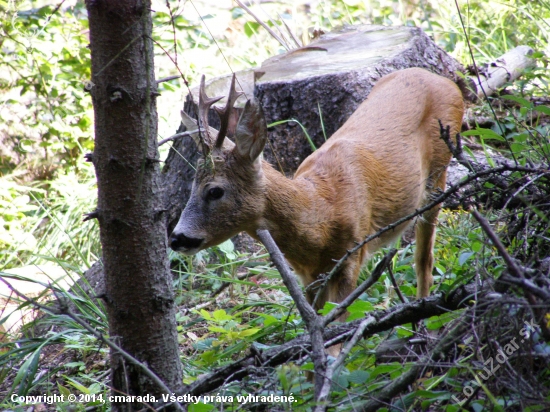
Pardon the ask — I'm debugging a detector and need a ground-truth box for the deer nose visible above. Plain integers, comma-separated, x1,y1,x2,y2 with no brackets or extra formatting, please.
170,233,204,251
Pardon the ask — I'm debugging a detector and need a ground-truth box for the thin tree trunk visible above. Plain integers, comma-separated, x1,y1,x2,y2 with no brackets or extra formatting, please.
86,0,182,409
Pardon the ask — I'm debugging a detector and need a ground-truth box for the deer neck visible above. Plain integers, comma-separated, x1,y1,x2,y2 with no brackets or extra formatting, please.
250,161,327,278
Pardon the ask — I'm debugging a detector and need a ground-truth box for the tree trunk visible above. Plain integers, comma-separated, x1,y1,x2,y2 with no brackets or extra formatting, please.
86,0,182,409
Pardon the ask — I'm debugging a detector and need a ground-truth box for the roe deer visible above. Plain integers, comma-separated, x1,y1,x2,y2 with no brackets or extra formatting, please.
171,67,464,319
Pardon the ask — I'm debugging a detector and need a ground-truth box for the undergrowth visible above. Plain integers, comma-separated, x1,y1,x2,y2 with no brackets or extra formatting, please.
1,0,549,411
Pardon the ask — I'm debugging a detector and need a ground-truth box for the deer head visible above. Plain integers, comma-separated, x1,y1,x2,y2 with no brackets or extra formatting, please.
170,75,268,254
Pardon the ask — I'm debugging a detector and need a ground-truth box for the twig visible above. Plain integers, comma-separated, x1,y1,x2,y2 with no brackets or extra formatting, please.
256,229,327,399
315,317,375,411
471,210,525,279
158,129,201,146
256,229,316,325
357,311,473,412
279,14,302,48
499,274,550,302
156,75,180,84
234,0,290,50
387,265,408,304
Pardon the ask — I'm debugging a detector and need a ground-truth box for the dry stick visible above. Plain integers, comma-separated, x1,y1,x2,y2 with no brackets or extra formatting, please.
156,75,180,84
387,265,408,304
234,0,290,50
279,15,302,48
0,278,183,412
256,229,328,398
315,316,375,411
472,210,525,278
158,129,201,146
472,210,550,302
499,274,550,302
357,311,473,412
256,229,317,325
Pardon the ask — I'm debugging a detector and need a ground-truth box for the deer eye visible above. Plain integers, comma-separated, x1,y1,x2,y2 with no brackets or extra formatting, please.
207,187,224,201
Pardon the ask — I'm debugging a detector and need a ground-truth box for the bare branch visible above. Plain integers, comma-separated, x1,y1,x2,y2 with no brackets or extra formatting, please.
472,210,525,279
156,75,180,84
256,229,317,325
256,229,328,397
234,0,291,50
158,129,201,146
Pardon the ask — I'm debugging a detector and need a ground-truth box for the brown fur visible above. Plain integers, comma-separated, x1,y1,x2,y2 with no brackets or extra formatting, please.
172,68,464,327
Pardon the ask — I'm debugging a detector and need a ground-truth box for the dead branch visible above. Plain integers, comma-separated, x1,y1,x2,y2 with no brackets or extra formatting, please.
472,210,550,303
158,129,202,146
357,311,473,412
256,229,327,398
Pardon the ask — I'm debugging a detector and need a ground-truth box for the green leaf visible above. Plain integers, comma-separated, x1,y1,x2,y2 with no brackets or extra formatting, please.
244,21,260,37
535,105,550,116
262,314,279,326
458,251,474,266
348,300,374,313
200,350,217,365
501,95,533,108
218,239,236,260
348,370,370,384
199,309,212,320
189,402,215,412
58,383,71,397
212,309,233,322
462,128,505,141
370,363,401,378
471,241,483,252
208,326,228,333
65,377,91,394
238,328,260,337
318,301,337,315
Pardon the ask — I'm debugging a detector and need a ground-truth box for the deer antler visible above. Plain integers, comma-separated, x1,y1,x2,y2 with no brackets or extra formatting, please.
198,75,223,147
214,74,244,149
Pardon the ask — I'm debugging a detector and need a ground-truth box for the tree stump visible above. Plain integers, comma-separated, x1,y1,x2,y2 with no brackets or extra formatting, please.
163,24,465,233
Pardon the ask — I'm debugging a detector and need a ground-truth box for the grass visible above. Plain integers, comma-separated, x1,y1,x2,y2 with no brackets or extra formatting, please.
1,0,550,410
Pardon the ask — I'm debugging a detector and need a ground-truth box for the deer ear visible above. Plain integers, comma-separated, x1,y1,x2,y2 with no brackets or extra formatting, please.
234,99,267,164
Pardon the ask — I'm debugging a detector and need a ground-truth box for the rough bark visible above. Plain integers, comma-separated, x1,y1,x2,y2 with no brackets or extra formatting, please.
86,0,183,408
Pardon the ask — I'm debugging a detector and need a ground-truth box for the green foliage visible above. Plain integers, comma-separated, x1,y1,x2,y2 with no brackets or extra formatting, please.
1,0,549,410
0,165,100,270
0,2,93,173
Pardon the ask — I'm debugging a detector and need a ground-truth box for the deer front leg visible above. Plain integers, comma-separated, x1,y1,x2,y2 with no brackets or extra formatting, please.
415,172,447,298
305,258,361,356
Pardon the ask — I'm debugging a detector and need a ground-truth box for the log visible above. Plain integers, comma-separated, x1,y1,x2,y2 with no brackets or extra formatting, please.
470,45,535,99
